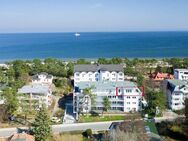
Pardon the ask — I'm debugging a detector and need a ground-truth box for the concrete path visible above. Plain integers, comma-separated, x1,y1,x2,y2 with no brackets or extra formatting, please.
0,121,124,137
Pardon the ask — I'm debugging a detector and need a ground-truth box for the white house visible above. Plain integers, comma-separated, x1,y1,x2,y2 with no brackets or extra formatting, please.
32,72,53,85
174,69,188,81
73,64,145,115
165,79,188,110
18,84,53,108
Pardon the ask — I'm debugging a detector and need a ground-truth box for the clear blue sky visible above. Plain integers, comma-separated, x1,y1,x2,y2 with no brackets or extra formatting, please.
0,0,188,33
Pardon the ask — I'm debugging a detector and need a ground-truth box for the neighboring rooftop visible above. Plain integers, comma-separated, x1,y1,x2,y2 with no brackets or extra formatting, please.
167,79,186,86
75,80,137,90
174,68,188,72
32,72,53,80
18,84,50,94
74,64,124,72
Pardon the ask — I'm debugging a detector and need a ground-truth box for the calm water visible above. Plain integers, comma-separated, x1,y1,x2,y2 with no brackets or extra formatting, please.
0,32,188,61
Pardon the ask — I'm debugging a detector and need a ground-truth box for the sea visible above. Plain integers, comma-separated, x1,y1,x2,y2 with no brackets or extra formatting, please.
0,32,188,62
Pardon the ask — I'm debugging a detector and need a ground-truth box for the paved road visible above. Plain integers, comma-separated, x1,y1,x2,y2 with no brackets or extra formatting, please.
0,121,123,137
0,112,184,137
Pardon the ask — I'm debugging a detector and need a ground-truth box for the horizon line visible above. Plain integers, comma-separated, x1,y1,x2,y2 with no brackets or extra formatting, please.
0,30,188,34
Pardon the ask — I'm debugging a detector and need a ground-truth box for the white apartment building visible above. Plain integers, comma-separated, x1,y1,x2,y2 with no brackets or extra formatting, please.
32,72,53,85
18,84,53,108
174,69,188,81
74,64,124,83
165,79,188,110
73,64,144,115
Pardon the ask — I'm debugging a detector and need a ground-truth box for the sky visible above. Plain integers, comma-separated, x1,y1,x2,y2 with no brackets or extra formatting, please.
0,0,188,33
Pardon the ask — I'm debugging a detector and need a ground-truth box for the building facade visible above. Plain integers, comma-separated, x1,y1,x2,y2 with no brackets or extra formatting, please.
18,84,53,108
74,64,124,83
174,69,188,81
73,64,144,115
165,79,188,110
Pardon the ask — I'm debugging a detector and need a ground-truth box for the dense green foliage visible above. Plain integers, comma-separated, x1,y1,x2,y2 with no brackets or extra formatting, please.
102,97,111,112
156,119,187,140
183,98,188,138
0,70,7,84
2,88,18,116
83,87,96,106
144,90,166,116
82,129,92,139
32,105,52,141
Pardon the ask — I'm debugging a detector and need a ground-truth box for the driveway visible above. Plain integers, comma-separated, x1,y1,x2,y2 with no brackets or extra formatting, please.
63,102,76,124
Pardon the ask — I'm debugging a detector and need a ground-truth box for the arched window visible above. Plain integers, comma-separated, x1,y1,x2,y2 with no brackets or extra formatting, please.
75,72,80,77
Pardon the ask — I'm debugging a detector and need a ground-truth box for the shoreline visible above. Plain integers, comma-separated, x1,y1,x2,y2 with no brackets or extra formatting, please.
0,57,187,63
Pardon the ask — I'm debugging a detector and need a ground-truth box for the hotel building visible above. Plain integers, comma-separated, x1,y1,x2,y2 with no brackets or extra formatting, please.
73,64,144,115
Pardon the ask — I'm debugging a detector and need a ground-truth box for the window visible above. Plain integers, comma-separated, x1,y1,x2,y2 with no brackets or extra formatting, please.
112,73,116,76
107,73,110,77
75,72,80,77
82,73,86,77
127,102,130,104
132,102,136,104
174,93,180,96
126,89,132,93
119,72,123,76
119,78,123,80
132,96,136,99
89,74,92,78
127,96,130,99
118,95,123,98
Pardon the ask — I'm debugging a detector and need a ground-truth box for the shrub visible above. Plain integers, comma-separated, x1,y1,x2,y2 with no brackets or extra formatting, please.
54,109,64,118
82,129,92,138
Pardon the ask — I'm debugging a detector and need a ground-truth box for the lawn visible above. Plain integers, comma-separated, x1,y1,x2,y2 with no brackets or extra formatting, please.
79,115,125,122
52,133,82,141
145,120,158,134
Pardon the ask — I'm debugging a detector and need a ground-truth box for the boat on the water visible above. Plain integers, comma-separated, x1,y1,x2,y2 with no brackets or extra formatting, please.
75,32,80,37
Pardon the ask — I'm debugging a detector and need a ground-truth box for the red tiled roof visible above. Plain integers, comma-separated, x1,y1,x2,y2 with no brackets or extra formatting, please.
151,72,174,80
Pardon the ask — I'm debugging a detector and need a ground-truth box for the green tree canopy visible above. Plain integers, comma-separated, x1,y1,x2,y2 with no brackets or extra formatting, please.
32,105,52,141
2,88,18,116
102,97,111,112
144,90,166,116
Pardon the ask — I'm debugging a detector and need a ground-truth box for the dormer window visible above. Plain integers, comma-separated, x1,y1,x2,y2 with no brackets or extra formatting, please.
119,72,123,76
75,72,80,77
